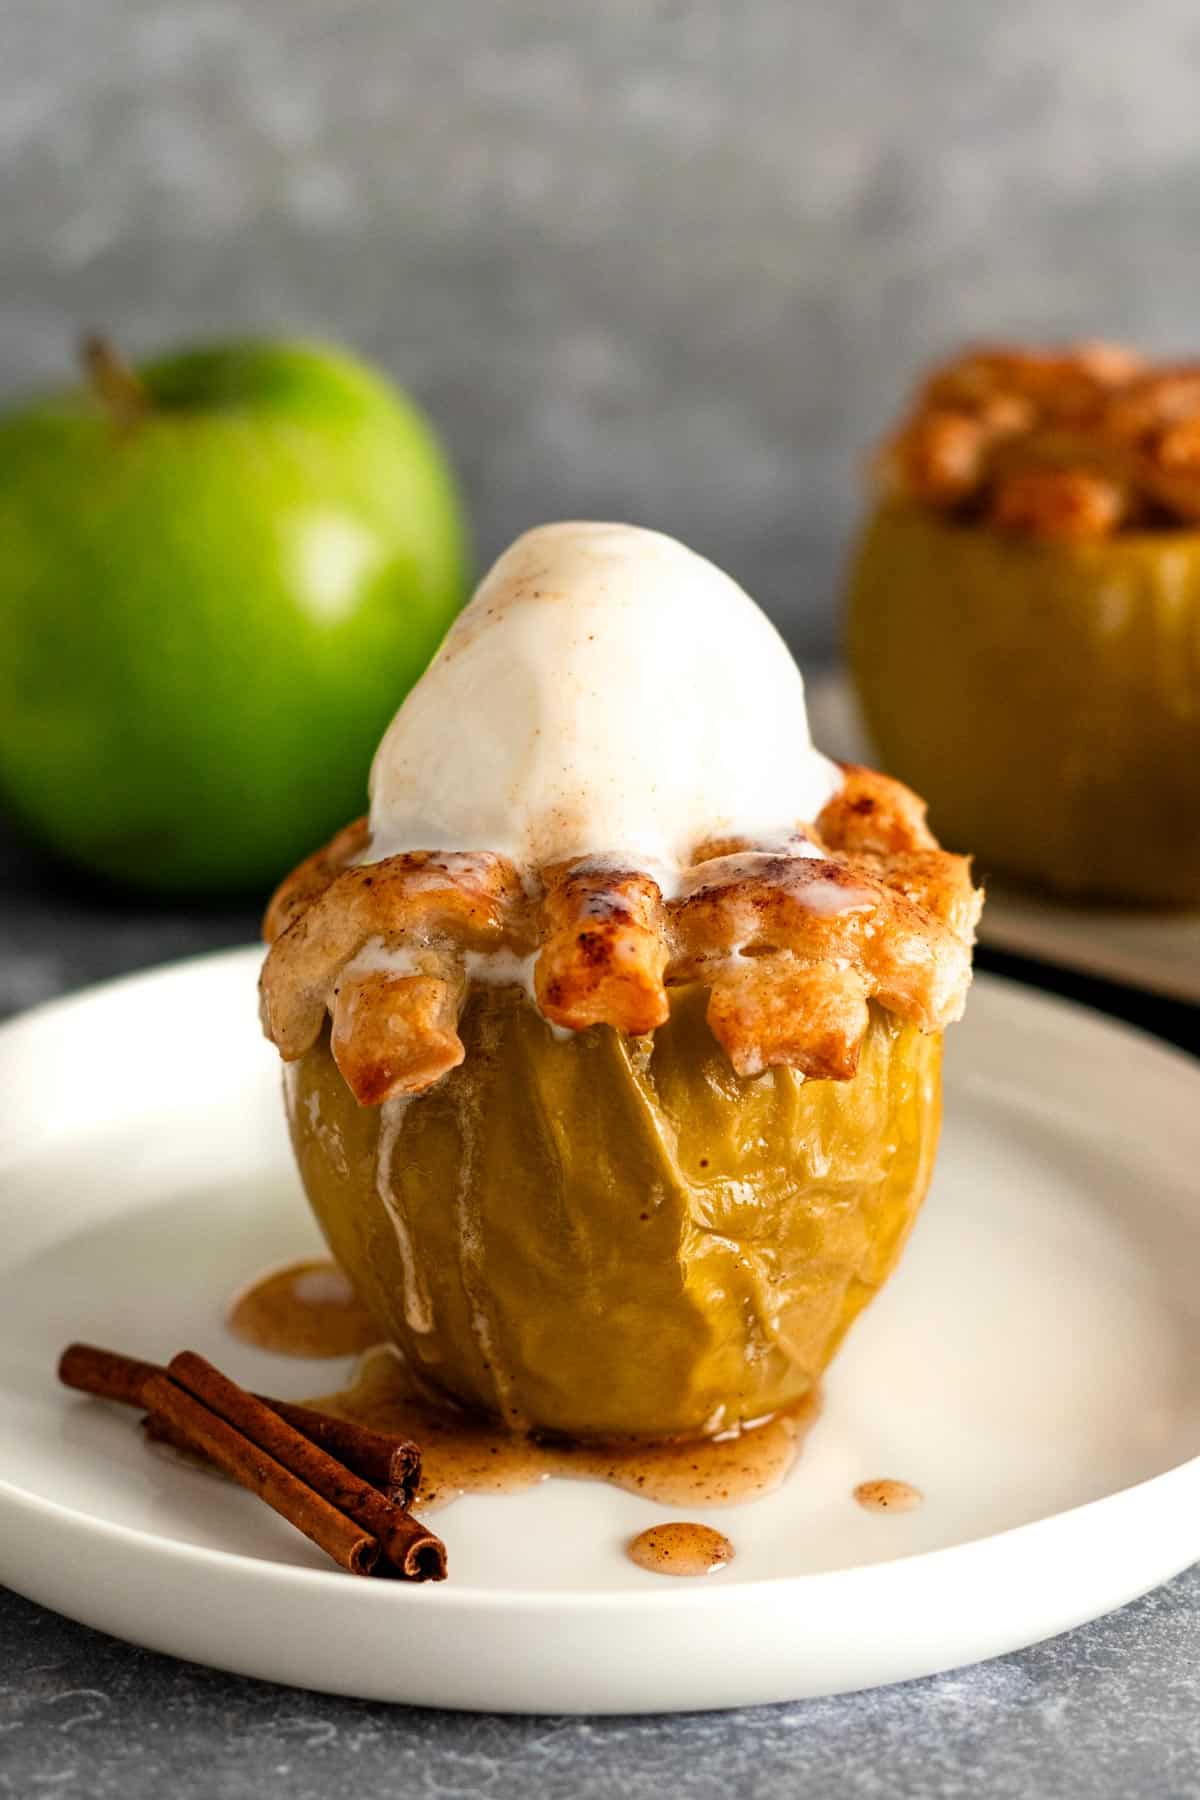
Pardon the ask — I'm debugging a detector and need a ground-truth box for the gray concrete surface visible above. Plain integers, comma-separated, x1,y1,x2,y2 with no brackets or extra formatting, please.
2,1569,1200,1799
7,0,1200,655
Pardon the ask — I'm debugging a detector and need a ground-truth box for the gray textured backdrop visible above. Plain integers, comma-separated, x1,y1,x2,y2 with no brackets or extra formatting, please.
7,0,1200,655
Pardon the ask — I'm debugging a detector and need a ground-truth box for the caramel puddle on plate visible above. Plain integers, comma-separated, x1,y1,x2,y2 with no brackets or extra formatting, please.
853,1478,924,1513
307,1344,821,1511
627,1522,734,1577
226,1259,379,1359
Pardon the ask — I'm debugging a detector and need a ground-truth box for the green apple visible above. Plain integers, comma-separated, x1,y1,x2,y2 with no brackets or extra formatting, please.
0,337,468,894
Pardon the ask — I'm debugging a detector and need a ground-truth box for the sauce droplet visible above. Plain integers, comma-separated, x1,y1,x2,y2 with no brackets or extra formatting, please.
627,1522,734,1577
853,1478,923,1513
226,1259,379,1358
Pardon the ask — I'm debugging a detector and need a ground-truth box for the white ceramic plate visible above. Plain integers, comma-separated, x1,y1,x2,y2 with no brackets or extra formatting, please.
0,949,1198,1713
807,673,1200,1003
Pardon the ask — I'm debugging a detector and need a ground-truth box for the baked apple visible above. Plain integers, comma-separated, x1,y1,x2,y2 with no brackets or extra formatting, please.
848,344,1200,905
262,523,980,1440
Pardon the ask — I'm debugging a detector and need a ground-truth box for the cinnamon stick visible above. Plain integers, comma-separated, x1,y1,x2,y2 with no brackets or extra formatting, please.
59,1343,158,1409
141,1371,380,1577
58,1342,444,1580
165,1352,445,1581
270,1398,420,1508
58,1342,420,1505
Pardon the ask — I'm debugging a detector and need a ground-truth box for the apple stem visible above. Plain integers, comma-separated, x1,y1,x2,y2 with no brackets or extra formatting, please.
81,333,148,426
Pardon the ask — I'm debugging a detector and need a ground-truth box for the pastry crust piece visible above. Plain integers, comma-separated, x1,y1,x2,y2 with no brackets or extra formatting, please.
260,767,981,1099
707,958,870,1081
877,342,1200,535
259,850,528,1072
535,863,670,1035
330,958,467,1105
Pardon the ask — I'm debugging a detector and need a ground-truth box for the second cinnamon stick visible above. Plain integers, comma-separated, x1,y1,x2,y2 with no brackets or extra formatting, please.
141,1372,379,1577
166,1352,446,1581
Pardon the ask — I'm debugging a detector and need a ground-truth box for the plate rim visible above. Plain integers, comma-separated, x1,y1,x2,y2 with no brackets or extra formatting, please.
0,944,1198,1611
3,1440,1200,1615
2,943,1200,1713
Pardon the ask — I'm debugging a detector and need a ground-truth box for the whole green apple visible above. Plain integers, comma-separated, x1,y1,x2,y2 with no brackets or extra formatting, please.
0,337,468,894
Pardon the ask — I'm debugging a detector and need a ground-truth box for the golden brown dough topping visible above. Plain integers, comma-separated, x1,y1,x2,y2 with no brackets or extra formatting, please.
875,342,1200,538
258,766,981,1105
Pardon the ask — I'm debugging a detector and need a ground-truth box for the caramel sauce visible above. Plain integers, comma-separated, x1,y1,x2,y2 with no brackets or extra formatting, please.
228,1270,820,1510
226,1260,379,1359
308,1345,821,1512
853,1478,923,1513
627,1522,734,1577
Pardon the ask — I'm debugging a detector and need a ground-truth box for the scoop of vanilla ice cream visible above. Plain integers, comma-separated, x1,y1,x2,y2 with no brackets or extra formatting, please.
367,521,839,879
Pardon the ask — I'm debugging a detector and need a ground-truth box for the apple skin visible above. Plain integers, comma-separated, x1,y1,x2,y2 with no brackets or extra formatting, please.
0,340,468,894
